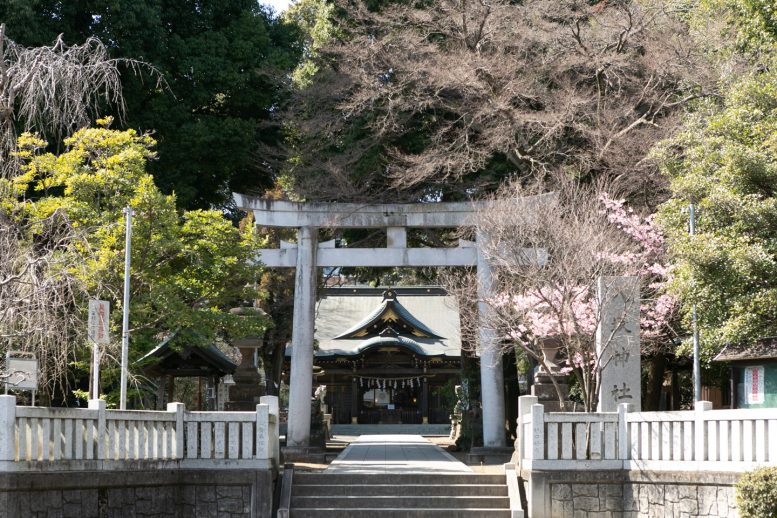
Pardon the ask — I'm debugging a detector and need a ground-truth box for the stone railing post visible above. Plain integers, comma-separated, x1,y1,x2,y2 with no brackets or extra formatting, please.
695,401,712,462
0,395,16,463
518,395,538,465
617,403,632,462
167,402,185,459
256,403,270,460
88,399,107,460
260,395,279,468
530,404,545,461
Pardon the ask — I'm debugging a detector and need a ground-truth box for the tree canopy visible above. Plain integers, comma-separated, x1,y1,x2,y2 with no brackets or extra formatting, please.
1,121,269,403
658,72,777,356
657,0,777,357
0,0,302,209
281,0,715,204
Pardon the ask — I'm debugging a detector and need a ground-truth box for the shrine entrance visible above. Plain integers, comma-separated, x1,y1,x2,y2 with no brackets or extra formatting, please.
300,286,461,426
235,195,550,448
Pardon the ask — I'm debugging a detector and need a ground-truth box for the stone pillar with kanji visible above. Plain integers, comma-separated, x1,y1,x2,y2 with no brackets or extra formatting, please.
596,276,641,412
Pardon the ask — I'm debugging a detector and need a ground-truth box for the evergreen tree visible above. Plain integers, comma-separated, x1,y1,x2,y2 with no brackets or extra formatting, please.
657,0,777,356
1,121,270,403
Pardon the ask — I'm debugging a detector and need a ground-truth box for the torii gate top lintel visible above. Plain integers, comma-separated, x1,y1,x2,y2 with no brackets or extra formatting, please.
233,192,554,229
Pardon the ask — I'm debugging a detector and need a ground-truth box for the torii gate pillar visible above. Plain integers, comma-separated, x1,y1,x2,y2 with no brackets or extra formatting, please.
286,226,318,447
477,229,505,447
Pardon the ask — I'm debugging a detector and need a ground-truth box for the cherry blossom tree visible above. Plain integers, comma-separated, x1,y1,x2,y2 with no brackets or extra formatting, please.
467,177,677,410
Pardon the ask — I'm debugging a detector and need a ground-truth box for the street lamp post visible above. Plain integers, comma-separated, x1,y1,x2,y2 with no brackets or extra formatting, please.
119,206,133,410
689,203,701,403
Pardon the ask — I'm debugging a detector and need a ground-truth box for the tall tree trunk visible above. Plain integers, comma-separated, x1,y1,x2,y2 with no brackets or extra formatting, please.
263,339,286,397
644,354,667,410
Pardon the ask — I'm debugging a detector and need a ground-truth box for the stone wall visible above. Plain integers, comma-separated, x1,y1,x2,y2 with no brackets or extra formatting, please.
527,468,740,518
0,469,274,518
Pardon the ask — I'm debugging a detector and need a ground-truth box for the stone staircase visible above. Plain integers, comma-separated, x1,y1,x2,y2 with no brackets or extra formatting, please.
288,472,511,517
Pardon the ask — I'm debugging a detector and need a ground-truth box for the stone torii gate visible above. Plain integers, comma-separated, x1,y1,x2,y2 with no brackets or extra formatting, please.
235,195,547,448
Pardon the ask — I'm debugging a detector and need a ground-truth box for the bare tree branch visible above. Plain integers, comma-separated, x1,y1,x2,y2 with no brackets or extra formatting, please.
0,24,162,178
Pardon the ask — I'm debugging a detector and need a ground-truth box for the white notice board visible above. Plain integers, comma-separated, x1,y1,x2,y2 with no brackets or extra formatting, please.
744,365,765,405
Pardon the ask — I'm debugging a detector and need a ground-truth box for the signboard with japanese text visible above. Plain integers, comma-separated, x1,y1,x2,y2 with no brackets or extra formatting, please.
744,365,765,405
88,300,110,344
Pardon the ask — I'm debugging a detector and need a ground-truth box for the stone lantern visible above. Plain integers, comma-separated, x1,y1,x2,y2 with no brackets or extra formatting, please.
224,307,267,411
531,336,571,412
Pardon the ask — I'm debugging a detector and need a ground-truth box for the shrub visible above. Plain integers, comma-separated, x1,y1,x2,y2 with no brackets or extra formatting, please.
736,467,777,518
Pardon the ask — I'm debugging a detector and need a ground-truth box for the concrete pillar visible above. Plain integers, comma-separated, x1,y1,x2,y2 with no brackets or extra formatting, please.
517,395,538,465
476,229,506,447
286,226,318,447
0,395,16,462
89,399,107,460
260,395,280,468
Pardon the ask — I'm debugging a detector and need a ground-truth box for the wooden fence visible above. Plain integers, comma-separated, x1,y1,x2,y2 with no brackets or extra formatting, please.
0,395,279,471
518,395,777,472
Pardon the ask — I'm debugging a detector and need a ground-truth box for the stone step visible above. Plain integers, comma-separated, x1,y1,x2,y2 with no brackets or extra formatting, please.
290,508,511,518
330,424,451,436
291,495,511,509
293,473,504,486
293,483,508,497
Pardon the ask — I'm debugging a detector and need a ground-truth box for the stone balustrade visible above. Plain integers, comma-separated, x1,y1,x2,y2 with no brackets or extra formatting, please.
0,394,280,472
518,395,777,472
518,395,777,517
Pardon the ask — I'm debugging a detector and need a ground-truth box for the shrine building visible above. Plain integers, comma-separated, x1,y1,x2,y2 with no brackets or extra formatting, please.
286,287,462,425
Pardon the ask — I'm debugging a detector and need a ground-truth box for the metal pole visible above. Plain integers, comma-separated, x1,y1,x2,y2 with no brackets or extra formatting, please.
91,338,99,400
689,203,701,402
119,206,133,410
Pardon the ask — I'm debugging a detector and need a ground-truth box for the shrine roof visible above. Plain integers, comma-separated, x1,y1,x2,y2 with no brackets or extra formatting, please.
288,287,461,359
350,335,446,357
713,337,777,363
333,289,443,339
138,331,237,377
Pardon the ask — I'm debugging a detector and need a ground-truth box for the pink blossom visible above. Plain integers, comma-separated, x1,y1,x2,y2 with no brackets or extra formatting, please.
495,193,679,360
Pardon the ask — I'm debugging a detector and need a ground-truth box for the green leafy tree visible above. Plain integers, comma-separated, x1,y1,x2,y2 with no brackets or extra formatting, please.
657,71,777,357
0,0,302,209
657,0,776,358
283,0,340,88
691,0,776,67
2,121,270,404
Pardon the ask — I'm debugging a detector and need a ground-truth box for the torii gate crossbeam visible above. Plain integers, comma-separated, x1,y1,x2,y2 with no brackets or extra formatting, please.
235,194,552,449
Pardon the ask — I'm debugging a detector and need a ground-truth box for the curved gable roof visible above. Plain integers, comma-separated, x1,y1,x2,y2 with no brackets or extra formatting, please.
333,289,443,339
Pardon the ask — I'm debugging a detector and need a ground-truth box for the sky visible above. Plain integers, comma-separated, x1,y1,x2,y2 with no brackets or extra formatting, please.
263,0,294,14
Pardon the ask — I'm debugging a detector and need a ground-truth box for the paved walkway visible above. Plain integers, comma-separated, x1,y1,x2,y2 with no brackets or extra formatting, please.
326,434,472,474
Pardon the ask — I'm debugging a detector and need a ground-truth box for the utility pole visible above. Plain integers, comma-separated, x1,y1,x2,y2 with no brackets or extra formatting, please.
119,206,133,410
689,203,701,402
